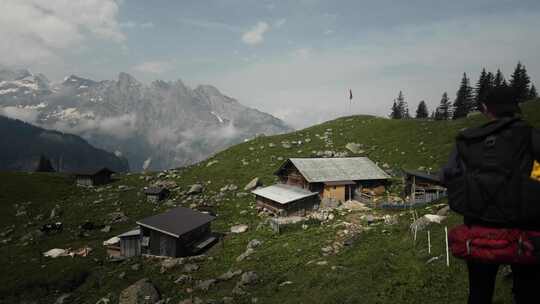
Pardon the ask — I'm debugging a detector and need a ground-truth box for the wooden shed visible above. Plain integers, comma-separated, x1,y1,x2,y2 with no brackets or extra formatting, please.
252,183,320,216
136,207,216,257
144,186,170,203
275,157,391,202
403,170,447,204
74,168,115,187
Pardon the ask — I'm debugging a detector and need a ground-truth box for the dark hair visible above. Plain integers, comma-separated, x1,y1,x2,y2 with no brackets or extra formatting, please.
483,87,520,117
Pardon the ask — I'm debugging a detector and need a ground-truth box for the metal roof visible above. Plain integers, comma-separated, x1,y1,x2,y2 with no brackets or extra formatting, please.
117,228,140,238
252,184,318,205
285,158,390,183
403,169,441,184
136,207,215,238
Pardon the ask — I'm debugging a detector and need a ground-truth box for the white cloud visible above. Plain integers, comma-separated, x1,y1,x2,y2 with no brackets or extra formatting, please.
0,0,125,66
324,29,334,35
132,61,172,74
242,22,270,45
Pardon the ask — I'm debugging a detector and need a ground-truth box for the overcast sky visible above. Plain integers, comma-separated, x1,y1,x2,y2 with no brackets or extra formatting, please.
1,0,539,128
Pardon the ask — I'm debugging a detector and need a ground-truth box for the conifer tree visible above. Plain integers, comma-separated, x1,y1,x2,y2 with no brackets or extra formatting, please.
435,92,451,120
415,101,429,119
510,62,531,103
453,73,474,119
397,91,409,119
390,101,401,119
474,68,494,110
494,69,507,89
530,84,538,99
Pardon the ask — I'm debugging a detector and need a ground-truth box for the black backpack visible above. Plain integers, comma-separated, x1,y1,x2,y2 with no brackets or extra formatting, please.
447,117,540,226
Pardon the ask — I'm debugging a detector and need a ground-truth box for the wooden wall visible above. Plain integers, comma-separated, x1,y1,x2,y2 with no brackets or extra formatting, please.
120,236,141,257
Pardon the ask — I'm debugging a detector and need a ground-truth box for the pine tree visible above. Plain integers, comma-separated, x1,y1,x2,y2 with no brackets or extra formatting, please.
415,101,429,119
435,92,451,120
390,101,401,119
474,68,494,110
396,91,409,119
453,73,474,119
510,62,531,103
530,84,538,99
494,69,507,89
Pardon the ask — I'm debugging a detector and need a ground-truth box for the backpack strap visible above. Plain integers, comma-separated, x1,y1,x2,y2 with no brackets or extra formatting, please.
533,129,540,160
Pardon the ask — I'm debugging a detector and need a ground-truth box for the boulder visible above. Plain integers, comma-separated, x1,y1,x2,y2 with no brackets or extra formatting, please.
247,239,262,250
230,224,248,234
410,214,447,232
244,178,261,191
345,143,364,154
119,278,160,304
218,270,242,281
49,204,62,219
196,279,216,291
107,212,128,224
238,271,258,286
187,184,203,195
236,248,255,262
160,258,184,273
174,274,192,284
183,263,199,272
436,206,451,216
43,248,67,258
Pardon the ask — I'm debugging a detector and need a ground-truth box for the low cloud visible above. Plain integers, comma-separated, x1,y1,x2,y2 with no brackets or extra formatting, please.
242,22,270,45
50,113,137,140
0,106,40,123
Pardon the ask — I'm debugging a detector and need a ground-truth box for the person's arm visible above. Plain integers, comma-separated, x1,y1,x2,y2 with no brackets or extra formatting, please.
439,145,459,187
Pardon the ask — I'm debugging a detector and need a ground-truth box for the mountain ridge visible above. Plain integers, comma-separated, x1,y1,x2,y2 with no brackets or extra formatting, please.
0,68,292,171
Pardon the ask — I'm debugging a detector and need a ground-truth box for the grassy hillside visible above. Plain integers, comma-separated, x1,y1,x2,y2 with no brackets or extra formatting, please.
1,100,539,304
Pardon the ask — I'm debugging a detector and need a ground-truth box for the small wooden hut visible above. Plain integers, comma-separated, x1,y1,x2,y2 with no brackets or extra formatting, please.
144,186,170,203
136,207,216,257
252,183,319,216
74,168,115,187
403,169,446,204
275,157,391,202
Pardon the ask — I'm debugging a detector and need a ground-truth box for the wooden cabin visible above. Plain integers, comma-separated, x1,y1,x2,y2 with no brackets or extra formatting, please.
74,168,115,187
136,207,216,257
403,169,447,204
274,158,391,202
252,184,320,216
144,186,170,203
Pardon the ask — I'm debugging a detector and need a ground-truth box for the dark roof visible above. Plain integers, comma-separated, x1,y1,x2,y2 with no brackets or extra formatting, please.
73,167,115,176
324,180,356,186
136,207,216,238
403,169,440,184
144,186,169,195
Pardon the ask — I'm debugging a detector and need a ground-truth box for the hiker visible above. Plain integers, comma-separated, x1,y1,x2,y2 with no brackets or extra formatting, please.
441,86,540,304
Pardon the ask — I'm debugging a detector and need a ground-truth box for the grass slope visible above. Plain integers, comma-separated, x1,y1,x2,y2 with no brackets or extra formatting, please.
1,100,539,304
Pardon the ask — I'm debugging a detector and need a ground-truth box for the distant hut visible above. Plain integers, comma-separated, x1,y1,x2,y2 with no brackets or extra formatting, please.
118,229,141,257
403,169,447,204
35,155,55,172
103,229,141,258
252,183,320,216
144,186,170,203
275,158,391,203
137,207,216,257
74,168,115,187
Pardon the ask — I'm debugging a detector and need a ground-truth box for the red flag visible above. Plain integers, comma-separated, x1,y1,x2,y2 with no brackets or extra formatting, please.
349,89,353,100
